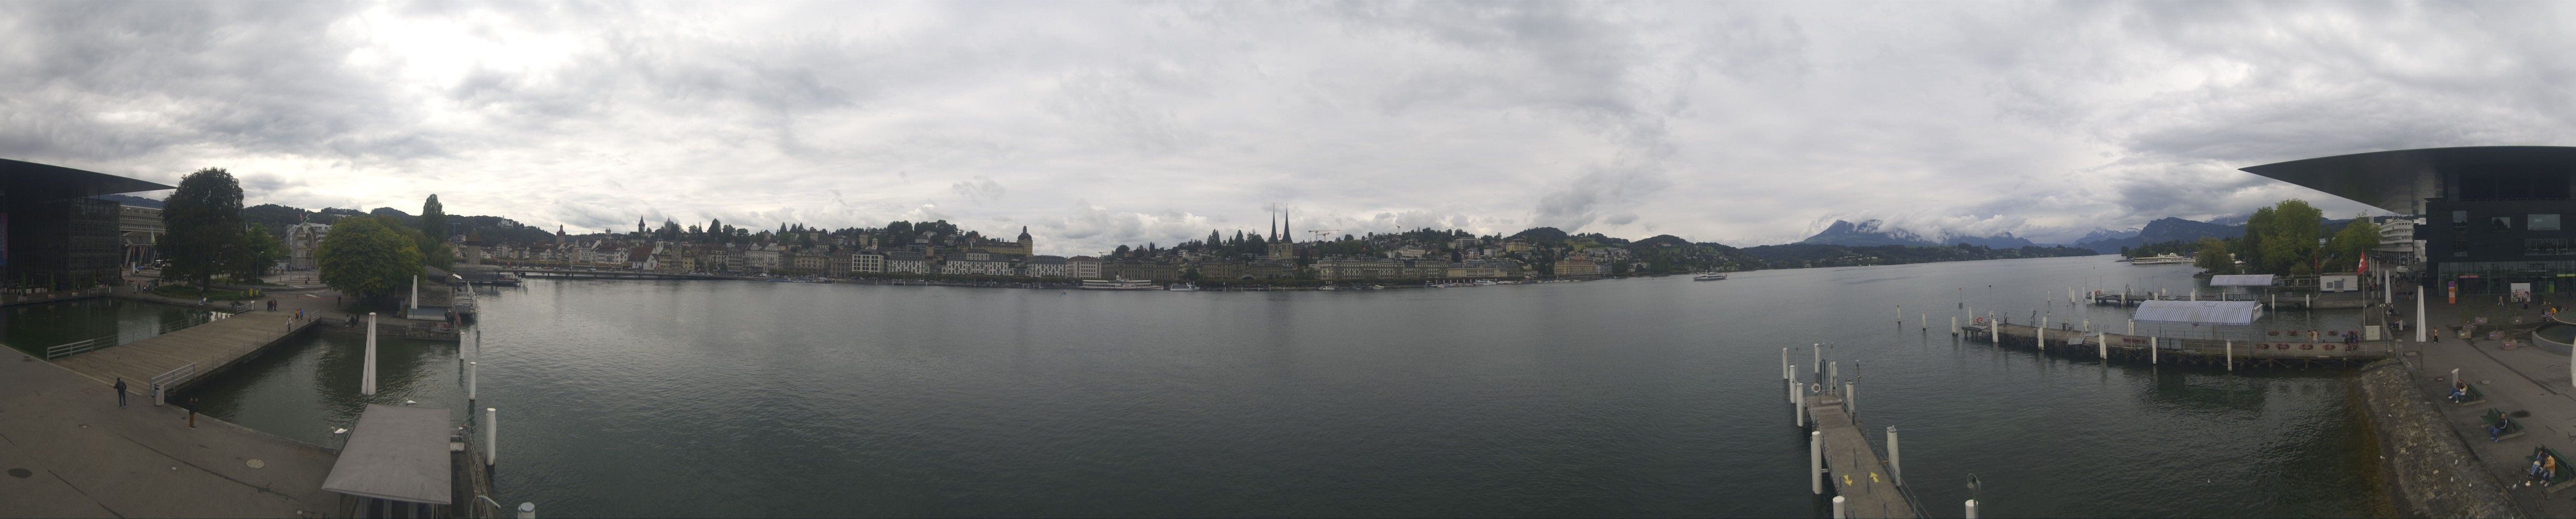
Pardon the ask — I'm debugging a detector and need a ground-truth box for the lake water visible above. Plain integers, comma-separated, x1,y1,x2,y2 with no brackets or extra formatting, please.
186,255,2389,517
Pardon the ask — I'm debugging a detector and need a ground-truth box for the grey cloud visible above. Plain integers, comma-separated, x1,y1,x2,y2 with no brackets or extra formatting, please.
950,176,1006,202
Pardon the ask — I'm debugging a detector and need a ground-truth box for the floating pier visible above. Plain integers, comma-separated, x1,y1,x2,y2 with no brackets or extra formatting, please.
1788,347,1924,518
1960,321,2389,369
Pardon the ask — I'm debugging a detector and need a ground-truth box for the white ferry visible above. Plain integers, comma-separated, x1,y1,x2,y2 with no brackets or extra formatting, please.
1077,278,1164,290
1693,272,1729,281
1167,283,1202,291
2129,253,2192,265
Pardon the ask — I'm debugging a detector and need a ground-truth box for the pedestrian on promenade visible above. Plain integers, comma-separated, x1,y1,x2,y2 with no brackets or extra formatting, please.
113,378,126,407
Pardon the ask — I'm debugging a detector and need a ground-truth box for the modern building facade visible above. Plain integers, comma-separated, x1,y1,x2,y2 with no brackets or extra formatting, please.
0,159,175,290
2241,146,2576,295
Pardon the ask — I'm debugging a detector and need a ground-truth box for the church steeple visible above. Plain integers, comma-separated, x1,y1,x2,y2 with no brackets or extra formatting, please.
1269,210,1277,242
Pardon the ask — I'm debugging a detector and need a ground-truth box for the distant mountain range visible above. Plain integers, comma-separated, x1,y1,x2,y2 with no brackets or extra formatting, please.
1799,219,2038,249
2071,217,2245,253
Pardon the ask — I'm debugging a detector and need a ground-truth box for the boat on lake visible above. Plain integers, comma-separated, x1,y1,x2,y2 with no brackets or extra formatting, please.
1693,272,1729,281
2130,253,2192,265
1167,283,1201,291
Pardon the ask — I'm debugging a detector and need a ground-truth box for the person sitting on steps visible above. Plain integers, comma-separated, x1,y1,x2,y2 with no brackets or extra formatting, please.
2451,381,2471,403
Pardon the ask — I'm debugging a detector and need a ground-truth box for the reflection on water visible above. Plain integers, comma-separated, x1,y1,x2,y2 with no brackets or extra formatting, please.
178,332,470,447
186,256,2390,517
0,298,206,356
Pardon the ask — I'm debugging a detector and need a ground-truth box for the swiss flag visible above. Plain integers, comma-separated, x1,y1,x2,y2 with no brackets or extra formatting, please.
2358,255,2368,275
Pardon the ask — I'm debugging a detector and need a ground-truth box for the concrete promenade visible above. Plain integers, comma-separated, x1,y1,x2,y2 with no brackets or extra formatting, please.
2405,293,2576,516
0,349,341,517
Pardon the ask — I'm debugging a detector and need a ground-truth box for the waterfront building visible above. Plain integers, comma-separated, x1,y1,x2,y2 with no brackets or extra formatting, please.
746,246,782,271
1315,256,1402,281
0,159,173,289
1026,255,1068,278
1101,260,1180,282
827,251,852,275
941,254,1015,276
1556,256,1602,278
971,227,1035,257
287,221,332,270
885,250,930,274
792,250,828,273
1504,240,1532,253
2375,216,2423,273
851,252,886,274
2242,146,2576,294
1067,255,1102,279
1447,261,1511,279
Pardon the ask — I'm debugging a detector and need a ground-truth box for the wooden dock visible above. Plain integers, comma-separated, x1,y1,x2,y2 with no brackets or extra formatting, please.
1961,321,2389,368
51,309,318,397
1803,387,1919,518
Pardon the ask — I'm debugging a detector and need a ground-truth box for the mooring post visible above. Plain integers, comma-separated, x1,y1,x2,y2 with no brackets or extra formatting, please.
2040,317,2048,349
518,502,536,519
1992,316,2000,344
1789,364,1799,404
362,312,378,396
2306,293,2312,309
1897,305,1902,325
1832,496,1847,518
1845,382,1855,418
467,361,479,403
2150,337,2158,364
1952,315,1960,335
1829,361,1839,389
1782,349,1790,382
2082,319,2089,333
2099,338,2107,359
1794,386,1806,426
1813,344,1822,377
1922,313,1927,330
2128,319,2135,336
1886,426,1902,486
1966,499,1979,519
1810,431,1824,495
485,407,499,468
2224,341,2233,371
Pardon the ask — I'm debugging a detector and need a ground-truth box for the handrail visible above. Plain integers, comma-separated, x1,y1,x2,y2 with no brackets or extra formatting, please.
44,333,119,359
472,495,506,518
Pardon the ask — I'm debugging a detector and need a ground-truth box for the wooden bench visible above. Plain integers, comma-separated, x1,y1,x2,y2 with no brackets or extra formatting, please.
2451,383,2487,405
2483,409,2525,441
2530,447,2576,493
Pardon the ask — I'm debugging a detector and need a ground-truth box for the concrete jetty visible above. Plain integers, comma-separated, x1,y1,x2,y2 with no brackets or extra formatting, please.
1963,321,2389,368
0,347,342,517
51,308,316,397
1802,386,1918,518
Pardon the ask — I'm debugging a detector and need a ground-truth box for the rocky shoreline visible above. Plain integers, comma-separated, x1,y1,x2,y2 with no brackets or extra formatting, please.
2351,359,2522,518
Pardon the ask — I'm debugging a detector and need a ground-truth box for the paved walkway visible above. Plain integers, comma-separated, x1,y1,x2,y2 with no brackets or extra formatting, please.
2405,291,2576,516
0,349,341,517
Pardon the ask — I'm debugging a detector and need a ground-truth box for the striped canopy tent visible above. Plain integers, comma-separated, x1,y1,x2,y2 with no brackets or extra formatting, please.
2132,300,2265,325
2208,274,2276,287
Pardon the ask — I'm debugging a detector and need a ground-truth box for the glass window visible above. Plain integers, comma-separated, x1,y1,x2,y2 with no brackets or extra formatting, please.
2454,210,2471,227
2530,238,2574,255
2493,216,2515,232
2535,214,2563,232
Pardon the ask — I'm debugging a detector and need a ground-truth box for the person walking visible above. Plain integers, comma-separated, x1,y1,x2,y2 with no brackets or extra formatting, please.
113,378,127,407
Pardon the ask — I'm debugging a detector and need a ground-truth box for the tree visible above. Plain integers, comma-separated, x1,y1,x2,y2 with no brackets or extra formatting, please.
163,168,247,289
2322,214,2380,273
318,215,426,304
2192,238,2232,273
418,195,452,269
2248,200,2323,275
232,224,286,279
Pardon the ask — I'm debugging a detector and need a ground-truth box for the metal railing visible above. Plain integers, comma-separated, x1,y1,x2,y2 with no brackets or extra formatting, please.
41,312,217,359
149,362,196,405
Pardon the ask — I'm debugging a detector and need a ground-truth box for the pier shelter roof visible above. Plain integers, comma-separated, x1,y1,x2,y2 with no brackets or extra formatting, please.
2132,300,2263,325
322,404,455,505
2208,274,2276,286
2238,145,2576,214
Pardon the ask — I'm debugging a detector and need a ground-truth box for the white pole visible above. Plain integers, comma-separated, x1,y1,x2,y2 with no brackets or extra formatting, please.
1966,499,1980,519
2099,337,2107,359
2307,293,2312,309
467,361,478,402
1992,315,2000,344
1897,305,1902,325
518,502,535,519
1832,496,1847,518
2151,337,2158,364
2082,319,2090,333
410,275,419,311
2129,319,2135,336
1829,361,1839,389
485,407,498,468
1789,365,1799,404
1795,387,1806,426
1845,382,1855,418
1953,315,1960,335
2041,317,2049,349
362,313,377,396
1782,348,1789,381
1810,431,1824,495
2225,341,2233,371
1813,344,1822,376
1922,313,1927,330
1887,426,1902,486
2416,289,2428,343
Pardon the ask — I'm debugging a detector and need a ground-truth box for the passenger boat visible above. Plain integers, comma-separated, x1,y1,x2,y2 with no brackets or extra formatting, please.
2130,253,2192,265
1693,272,1729,281
1167,283,1201,291
1077,278,1164,290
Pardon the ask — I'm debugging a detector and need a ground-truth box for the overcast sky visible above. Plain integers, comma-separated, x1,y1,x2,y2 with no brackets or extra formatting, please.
6,2,2571,255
